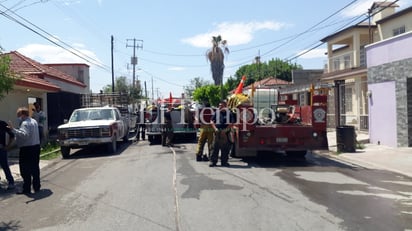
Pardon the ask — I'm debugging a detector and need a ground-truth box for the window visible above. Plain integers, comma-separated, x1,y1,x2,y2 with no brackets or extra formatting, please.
344,55,351,69
333,58,340,71
344,87,353,112
393,25,405,36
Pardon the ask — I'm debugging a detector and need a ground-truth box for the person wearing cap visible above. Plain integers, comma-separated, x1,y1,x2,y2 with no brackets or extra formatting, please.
8,107,41,194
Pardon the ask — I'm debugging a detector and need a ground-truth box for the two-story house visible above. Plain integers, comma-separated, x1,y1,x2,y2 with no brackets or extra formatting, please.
320,2,399,133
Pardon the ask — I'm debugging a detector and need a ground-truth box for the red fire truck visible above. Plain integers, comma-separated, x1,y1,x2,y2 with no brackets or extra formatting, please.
228,87,329,159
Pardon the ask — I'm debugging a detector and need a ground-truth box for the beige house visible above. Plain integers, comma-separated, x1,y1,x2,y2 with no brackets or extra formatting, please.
320,2,399,131
0,51,89,139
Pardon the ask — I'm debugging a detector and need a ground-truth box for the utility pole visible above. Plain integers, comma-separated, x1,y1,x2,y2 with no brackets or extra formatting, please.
126,38,143,88
151,76,154,101
111,35,115,93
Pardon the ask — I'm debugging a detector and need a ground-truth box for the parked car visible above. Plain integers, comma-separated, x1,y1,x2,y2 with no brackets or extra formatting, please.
57,106,129,158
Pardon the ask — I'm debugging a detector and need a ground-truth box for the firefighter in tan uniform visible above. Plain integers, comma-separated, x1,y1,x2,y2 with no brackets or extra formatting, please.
195,103,214,161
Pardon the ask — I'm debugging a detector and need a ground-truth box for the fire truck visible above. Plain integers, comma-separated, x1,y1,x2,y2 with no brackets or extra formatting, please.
228,86,329,159
145,96,197,145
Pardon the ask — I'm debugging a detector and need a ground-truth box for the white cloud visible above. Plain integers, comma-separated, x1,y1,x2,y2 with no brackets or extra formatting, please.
17,43,101,65
182,21,288,48
341,0,412,18
168,66,185,71
297,48,326,59
340,0,374,18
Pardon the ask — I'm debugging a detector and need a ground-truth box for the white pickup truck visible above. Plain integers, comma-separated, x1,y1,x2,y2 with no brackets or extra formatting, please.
57,106,129,158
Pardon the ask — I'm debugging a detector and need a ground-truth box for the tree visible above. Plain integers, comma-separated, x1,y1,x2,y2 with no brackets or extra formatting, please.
192,84,228,107
183,77,211,98
233,58,302,87
102,76,143,104
0,48,16,101
206,35,229,86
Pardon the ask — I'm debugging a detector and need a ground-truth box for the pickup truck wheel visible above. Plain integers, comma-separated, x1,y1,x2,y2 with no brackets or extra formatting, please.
107,138,117,154
61,147,70,159
123,129,129,142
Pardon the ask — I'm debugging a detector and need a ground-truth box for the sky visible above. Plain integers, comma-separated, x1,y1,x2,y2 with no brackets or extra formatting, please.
1,0,411,100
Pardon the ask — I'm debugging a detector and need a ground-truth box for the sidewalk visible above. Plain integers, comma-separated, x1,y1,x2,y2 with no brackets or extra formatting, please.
0,155,50,186
321,130,412,178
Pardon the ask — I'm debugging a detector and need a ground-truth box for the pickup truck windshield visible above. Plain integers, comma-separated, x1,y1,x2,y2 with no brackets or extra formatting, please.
69,109,115,122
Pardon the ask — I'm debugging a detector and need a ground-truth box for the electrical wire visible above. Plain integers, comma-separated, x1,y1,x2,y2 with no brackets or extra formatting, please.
0,3,111,72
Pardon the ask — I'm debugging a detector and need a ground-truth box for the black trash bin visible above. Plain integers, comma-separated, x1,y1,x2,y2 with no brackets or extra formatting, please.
336,125,356,152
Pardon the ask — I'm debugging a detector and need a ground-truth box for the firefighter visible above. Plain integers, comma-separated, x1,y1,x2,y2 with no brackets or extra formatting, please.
195,103,214,161
162,105,174,147
209,101,235,167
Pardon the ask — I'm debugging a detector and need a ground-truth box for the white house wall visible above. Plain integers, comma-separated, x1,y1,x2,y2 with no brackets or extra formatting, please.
44,76,87,94
366,31,412,67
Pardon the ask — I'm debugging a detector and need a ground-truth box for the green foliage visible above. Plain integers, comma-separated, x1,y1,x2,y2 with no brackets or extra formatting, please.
40,141,61,160
102,76,143,104
0,49,16,100
183,77,212,98
192,84,228,106
233,58,302,86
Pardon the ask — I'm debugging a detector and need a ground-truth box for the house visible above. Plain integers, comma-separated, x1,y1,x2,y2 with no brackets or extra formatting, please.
242,76,291,91
319,1,399,133
0,51,89,139
365,4,412,147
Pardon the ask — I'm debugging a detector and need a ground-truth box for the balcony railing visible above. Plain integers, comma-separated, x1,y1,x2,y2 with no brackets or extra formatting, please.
324,48,366,74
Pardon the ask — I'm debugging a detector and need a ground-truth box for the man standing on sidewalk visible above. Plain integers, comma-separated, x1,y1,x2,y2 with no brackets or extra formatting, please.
8,107,41,194
0,119,15,190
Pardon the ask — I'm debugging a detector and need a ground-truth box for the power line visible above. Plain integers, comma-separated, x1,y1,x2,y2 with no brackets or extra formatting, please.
0,3,111,72
285,0,399,62
260,0,360,60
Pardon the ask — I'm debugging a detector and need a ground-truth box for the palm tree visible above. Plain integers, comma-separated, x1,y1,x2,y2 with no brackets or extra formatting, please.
206,35,229,86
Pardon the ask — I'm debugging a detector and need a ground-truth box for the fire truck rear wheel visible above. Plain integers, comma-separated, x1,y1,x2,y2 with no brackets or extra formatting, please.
148,135,154,143
161,133,167,146
286,151,307,160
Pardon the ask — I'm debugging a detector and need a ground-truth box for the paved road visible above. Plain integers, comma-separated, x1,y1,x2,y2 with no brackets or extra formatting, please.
1,139,411,231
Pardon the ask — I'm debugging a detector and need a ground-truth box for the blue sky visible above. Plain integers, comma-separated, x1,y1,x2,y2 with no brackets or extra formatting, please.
1,0,411,100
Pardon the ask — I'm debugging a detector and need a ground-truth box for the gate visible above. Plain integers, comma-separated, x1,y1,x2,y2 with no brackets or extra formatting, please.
47,92,81,139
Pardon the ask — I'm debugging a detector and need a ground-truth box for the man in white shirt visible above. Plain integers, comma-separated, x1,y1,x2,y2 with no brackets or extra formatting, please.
8,107,41,195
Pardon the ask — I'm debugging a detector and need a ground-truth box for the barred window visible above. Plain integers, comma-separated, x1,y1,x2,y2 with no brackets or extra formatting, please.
393,25,405,36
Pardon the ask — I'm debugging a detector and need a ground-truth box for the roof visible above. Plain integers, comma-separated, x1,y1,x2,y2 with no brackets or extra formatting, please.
5,51,87,91
320,24,373,42
16,73,61,92
371,1,399,10
243,77,291,90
